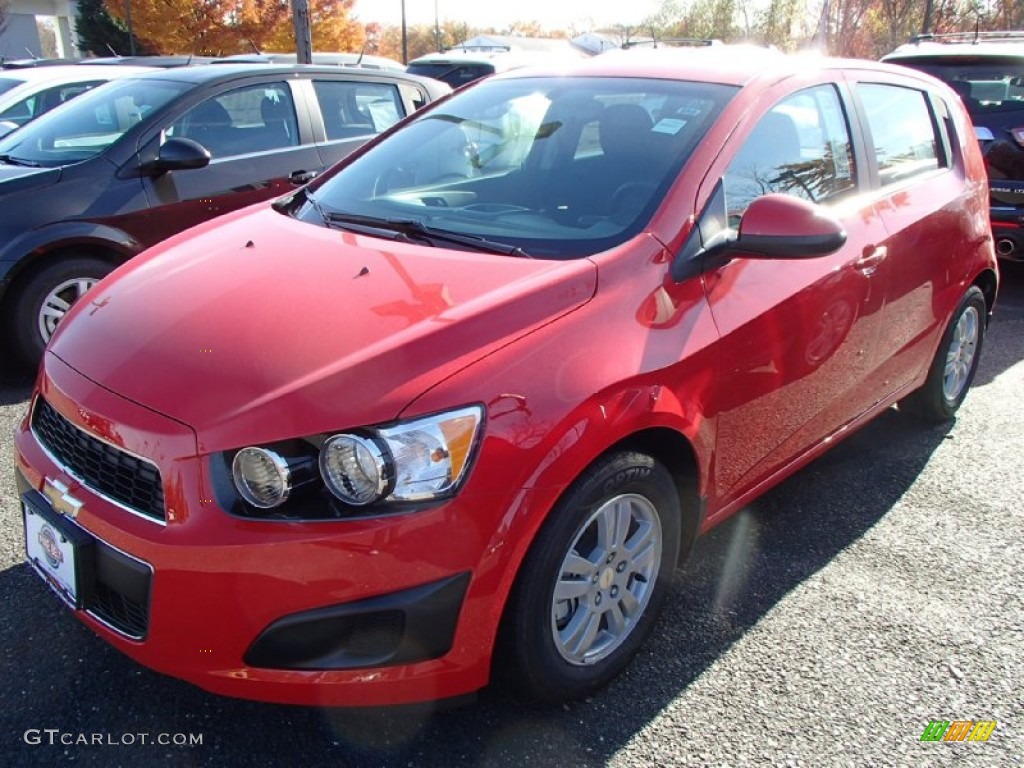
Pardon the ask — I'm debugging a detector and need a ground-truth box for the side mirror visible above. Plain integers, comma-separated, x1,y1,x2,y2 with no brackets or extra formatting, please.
147,137,211,175
0,120,20,139
730,194,847,259
672,186,847,282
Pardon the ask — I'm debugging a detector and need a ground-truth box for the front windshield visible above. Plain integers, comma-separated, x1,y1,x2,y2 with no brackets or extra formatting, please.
0,77,188,167
301,76,737,259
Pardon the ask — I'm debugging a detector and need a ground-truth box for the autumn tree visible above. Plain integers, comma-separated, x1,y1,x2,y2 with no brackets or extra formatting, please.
76,0,148,55
103,0,363,56
105,0,237,55
257,0,364,53
372,20,482,63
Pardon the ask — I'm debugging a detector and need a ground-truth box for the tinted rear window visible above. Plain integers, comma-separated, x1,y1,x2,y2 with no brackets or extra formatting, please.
406,62,495,88
888,54,1024,116
0,78,22,97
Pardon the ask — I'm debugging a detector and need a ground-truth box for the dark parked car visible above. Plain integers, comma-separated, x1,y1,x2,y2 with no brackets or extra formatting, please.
0,64,449,366
884,31,1024,260
15,49,997,706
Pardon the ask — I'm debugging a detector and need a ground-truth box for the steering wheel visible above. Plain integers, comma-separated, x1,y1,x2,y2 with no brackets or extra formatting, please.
610,182,657,219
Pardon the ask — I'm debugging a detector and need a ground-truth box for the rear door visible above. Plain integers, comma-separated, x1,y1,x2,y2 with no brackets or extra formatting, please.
137,78,323,244
847,73,976,398
302,76,420,168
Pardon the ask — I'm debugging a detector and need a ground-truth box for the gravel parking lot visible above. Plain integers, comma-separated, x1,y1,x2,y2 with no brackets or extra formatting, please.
1,266,1022,767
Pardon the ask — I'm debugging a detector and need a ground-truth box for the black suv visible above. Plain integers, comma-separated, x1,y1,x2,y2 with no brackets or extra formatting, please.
884,32,1024,261
0,64,449,367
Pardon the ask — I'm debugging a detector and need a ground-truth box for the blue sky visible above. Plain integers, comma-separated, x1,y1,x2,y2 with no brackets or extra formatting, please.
351,0,664,30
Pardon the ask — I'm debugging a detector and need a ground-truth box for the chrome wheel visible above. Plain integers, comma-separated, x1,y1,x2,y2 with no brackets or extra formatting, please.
942,305,979,402
551,493,662,665
38,277,98,341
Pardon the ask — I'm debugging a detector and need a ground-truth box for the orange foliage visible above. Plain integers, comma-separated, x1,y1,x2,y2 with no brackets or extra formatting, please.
103,0,364,56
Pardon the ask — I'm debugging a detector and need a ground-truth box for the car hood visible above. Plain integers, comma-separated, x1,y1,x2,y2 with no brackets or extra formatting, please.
49,206,598,452
0,163,60,193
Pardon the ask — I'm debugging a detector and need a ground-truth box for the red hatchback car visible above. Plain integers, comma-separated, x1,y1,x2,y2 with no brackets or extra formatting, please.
14,49,998,707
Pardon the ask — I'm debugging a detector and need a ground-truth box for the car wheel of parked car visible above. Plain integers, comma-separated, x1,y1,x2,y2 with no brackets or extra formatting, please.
500,451,682,702
900,285,987,422
10,257,113,367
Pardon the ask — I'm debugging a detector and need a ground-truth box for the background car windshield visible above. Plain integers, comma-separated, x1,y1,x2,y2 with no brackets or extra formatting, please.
0,79,22,97
0,78,187,167
305,76,736,259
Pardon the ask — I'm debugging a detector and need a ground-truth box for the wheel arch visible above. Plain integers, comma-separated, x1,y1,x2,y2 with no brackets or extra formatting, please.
972,268,998,324
0,228,139,314
605,427,704,564
487,424,703,694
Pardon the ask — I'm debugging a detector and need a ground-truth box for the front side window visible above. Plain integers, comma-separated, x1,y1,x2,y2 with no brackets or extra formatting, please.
724,85,855,221
295,77,736,260
312,81,405,141
858,83,943,186
166,82,299,159
0,77,187,167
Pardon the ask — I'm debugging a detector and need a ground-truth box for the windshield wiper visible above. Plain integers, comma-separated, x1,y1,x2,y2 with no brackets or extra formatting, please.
0,154,42,167
324,213,530,257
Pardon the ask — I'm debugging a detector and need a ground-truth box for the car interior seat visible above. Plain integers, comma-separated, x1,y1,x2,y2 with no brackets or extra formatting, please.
259,95,296,149
187,99,236,158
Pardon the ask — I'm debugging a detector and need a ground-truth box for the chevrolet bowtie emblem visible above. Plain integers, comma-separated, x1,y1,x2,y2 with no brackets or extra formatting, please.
42,478,83,519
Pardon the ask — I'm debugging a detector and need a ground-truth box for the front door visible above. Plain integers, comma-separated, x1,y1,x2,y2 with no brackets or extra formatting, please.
704,83,891,510
138,80,324,246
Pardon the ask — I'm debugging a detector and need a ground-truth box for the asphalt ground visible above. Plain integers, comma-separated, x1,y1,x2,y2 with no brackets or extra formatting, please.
1,264,1022,767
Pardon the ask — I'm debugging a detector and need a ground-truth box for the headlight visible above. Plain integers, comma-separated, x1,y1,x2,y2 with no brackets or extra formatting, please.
232,447,292,508
319,435,390,506
320,405,483,506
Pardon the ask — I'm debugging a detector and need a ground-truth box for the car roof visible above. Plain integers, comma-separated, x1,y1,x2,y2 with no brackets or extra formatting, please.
119,62,445,90
884,32,1024,61
217,52,407,71
495,47,920,88
0,64,155,84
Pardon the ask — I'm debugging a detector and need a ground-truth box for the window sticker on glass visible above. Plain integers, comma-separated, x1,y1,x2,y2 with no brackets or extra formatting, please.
653,118,687,135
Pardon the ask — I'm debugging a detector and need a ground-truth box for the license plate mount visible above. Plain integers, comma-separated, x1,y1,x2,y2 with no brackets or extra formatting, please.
23,489,95,609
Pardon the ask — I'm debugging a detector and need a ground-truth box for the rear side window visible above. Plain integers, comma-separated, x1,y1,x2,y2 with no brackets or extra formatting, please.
313,81,405,141
857,83,944,186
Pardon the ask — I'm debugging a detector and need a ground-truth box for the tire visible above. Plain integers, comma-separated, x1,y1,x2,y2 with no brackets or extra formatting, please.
498,451,682,703
7,257,113,368
899,285,987,422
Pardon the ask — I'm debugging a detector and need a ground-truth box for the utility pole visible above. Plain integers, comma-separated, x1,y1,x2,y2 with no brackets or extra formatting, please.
401,0,408,64
922,0,934,35
126,0,136,55
293,0,313,64
435,0,442,51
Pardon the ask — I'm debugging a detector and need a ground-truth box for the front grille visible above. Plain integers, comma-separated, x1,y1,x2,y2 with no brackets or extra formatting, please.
32,398,166,522
89,581,149,639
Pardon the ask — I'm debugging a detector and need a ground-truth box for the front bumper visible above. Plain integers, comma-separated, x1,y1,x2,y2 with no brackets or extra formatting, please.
13,354,533,706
